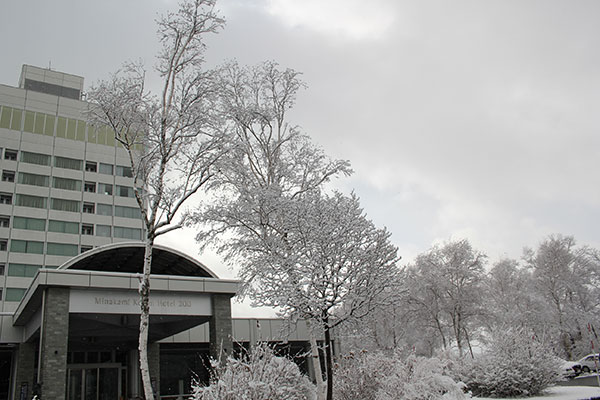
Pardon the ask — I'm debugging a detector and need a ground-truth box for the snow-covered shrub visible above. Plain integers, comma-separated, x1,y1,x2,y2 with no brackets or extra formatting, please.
378,354,466,400
457,328,560,398
333,350,394,400
192,343,316,400
334,350,466,400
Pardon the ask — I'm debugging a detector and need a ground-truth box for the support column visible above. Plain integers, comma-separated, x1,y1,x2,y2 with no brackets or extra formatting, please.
304,342,316,383
148,342,160,397
209,294,233,363
14,342,36,399
39,287,70,399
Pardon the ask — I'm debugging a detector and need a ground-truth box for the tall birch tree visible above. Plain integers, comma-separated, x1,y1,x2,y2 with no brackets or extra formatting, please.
87,1,225,398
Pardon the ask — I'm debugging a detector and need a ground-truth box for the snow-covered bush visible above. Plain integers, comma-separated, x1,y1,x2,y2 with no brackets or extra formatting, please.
333,350,394,400
192,343,316,400
457,328,560,398
378,354,466,400
334,350,466,400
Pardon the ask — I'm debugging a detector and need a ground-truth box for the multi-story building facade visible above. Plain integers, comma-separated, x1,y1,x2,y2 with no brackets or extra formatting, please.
0,64,144,312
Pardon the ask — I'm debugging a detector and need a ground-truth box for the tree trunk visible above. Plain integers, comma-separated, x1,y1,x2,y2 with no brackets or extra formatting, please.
139,237,154,399
324,323,334,400
309,335,326,400
464,327,474,359
453,311,463,357
435,316,447,350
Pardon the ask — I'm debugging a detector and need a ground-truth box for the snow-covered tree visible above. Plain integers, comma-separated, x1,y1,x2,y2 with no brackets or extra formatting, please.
484,258,550,335
334,350,466,400
193,343,316,400
193,61,360,399
405,239,486,357
87,1,226,397
524,234,600,359
197,189,400,400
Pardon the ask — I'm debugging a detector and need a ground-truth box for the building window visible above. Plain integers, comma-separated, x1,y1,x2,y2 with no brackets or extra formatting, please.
99,163,113,175
16,194,47,209
8,263,41,278
114,226,142,240
10,239,44,254
4,150,17,161
85,161,97,173
54,156,82,171
117,185,135,198
47,242,78,256
0,239,7,251
5,288,25,302
82,202,95,214
84,182,96,193
0,264,4,275
13,216,45,231
50,198,79,212
48,220,79,234
116,165,133,178
19,172,50,187
96,225,111,237
81,224,94,235
0,193,12,205
2,171,15,183
0,107,10,129
80,245,93,254
0,216,9,228
18,172,50,187
53,177,82,191
21,151,50,166
97,203,112,216
98,183,113,195
114,205,141,219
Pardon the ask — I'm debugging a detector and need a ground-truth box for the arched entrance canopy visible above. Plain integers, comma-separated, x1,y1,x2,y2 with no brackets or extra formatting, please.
58,242,218,278
12,242,237,399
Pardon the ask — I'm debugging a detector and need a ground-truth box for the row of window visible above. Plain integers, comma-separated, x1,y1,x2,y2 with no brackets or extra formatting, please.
0,263,58,278
0,239,82,256
1,170,136,197
0,215,142,239
0,286,43,302
0,193,141,219
0,105,143,150
1,148,134,177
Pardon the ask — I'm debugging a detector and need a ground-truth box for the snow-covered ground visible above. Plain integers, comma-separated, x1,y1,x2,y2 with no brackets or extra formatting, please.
475,385,600,400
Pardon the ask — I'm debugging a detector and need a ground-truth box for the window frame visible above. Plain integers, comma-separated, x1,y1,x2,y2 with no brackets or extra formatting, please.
2,170,15,183
3,150,17,161
82,202,95,214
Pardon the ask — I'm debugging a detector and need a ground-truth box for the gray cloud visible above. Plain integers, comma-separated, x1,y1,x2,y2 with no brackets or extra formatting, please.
2,0,599,268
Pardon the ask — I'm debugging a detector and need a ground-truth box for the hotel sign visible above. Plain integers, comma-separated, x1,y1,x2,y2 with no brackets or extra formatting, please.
69,289,212,316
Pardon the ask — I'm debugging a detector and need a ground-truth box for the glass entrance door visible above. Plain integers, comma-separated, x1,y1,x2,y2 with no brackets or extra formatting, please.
67,364,121,400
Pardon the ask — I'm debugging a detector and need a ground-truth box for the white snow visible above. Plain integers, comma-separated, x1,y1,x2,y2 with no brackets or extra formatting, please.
475,386,600,400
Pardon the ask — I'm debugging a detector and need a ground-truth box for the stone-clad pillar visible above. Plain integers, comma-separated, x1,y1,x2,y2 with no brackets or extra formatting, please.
39,287,70,398
209,294,233,363
14,342,36,398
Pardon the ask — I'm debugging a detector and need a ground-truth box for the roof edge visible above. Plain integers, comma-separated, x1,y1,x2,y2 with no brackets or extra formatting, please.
57,241,219,278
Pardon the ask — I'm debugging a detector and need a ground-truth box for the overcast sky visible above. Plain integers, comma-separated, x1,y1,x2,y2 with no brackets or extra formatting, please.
2,0,599,314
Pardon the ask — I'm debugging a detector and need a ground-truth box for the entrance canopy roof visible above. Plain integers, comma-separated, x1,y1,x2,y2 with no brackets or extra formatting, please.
59,242,218,278
12,243,239,343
